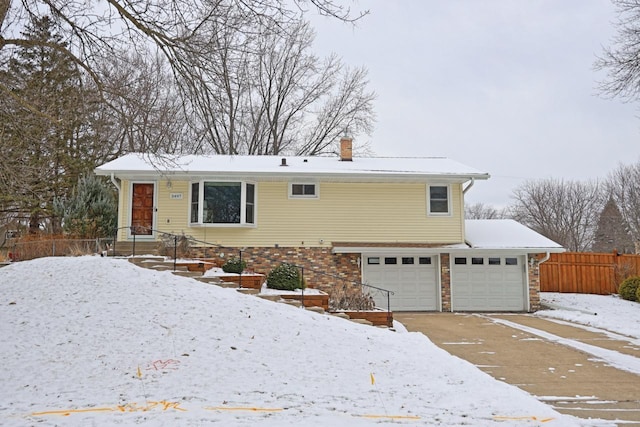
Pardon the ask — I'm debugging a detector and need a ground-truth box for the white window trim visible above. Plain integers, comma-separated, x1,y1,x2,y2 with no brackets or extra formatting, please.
189,180,256,227
427,184,452,216
288,182,319,199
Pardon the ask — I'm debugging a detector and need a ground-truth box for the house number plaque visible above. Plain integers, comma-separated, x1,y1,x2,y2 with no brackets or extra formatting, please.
169,193,183,200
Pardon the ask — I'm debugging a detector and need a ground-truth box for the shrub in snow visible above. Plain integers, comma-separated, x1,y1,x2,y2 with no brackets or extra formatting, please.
267,263,304,291
618,276,640,302
222,257,247,274
158,232,191,258
329,285,375,311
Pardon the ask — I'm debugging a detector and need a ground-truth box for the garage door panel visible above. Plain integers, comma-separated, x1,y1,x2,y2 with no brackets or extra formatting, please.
452,255,526,311
363,254,438,311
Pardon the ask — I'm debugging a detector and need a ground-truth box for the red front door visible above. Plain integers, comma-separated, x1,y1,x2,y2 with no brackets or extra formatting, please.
131,183,154,235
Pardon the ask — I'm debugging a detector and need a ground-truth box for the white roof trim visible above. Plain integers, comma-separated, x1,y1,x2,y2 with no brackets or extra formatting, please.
95,153,490,182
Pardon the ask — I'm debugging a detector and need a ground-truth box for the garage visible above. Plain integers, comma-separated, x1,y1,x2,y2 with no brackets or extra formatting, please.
451,254,526,311
363,254,439,311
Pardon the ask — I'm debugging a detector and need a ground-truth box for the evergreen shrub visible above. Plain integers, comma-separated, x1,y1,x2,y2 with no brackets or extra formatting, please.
618,276,640,302
222,257,247,274
267,263,304,291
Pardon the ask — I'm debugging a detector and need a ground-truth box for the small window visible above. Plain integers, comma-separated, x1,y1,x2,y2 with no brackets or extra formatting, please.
488,257,501,265
245,183,255,224
472,257,484,265
505,257,518,265
419,257,432,265
429,185,449,214
454,257,467,265
367,257,380,265
190,182,199,223
290,183,317,198
385,257,397,265
402,257,414,265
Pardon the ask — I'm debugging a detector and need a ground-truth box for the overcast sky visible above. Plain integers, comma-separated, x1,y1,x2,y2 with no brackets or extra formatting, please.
308,0,639,208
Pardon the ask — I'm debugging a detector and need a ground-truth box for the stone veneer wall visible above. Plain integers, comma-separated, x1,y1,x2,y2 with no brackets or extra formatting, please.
527,254,542,312
440,253,451,312
190,246,543,313
191,246,361,294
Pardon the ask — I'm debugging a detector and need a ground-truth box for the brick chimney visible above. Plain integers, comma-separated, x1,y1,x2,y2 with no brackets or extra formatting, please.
340,136,353,161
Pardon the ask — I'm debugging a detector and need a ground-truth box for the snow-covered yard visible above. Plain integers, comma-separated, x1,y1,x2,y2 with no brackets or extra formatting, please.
538,292,640,340
1,256,635,426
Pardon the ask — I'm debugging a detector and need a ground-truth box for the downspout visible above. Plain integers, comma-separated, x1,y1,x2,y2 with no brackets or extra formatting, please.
110,173,121,192
538,252,551,265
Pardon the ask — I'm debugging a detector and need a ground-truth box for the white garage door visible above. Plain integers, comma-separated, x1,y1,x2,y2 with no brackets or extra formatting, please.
451,255,526,311
363,255,439,311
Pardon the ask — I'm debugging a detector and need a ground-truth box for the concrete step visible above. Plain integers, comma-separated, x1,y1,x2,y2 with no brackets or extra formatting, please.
195,277,223,285
129,256,165,264
331,312,351,320
237,288,260,295
257,294,282,302
110,241,159,256
349,318,373,326
172,271,204,278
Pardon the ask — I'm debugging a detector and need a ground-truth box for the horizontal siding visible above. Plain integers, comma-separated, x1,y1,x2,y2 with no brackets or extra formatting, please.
118,183,130,241
156,180,190,232
117,179,465,246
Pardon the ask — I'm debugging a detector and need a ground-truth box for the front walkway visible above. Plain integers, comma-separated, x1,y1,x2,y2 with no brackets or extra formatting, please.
394,313,640,426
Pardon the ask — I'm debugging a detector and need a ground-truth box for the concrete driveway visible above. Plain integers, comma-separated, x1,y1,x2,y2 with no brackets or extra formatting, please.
394,313,640,426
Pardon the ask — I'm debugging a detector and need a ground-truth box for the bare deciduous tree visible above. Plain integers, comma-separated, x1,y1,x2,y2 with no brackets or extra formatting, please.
596,0,640,101
607,161,640,253
1,0,368,125
509,178,605,251
464,202,506,220
98,51,197,156
185,18,375,155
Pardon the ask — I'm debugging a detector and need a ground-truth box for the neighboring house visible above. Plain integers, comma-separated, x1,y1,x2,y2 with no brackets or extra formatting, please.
95,138,564,312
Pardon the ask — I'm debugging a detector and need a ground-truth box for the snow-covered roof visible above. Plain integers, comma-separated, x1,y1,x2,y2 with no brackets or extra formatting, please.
95,153,490,181
465,219,565,252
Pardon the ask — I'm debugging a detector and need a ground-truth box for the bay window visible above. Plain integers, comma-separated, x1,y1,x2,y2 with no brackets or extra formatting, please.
190,181,255,225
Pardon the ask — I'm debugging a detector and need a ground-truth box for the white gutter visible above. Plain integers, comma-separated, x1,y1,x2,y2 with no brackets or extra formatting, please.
110,173,121,192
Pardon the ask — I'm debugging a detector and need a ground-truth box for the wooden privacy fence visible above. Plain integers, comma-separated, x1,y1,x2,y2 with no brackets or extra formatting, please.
540,252,640,295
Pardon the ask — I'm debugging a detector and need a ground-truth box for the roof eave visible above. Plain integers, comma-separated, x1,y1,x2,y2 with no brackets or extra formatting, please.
95,168,490,182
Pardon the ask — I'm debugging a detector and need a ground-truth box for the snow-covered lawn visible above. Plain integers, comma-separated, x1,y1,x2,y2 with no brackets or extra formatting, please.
0,256,591,426
538,292,640,340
